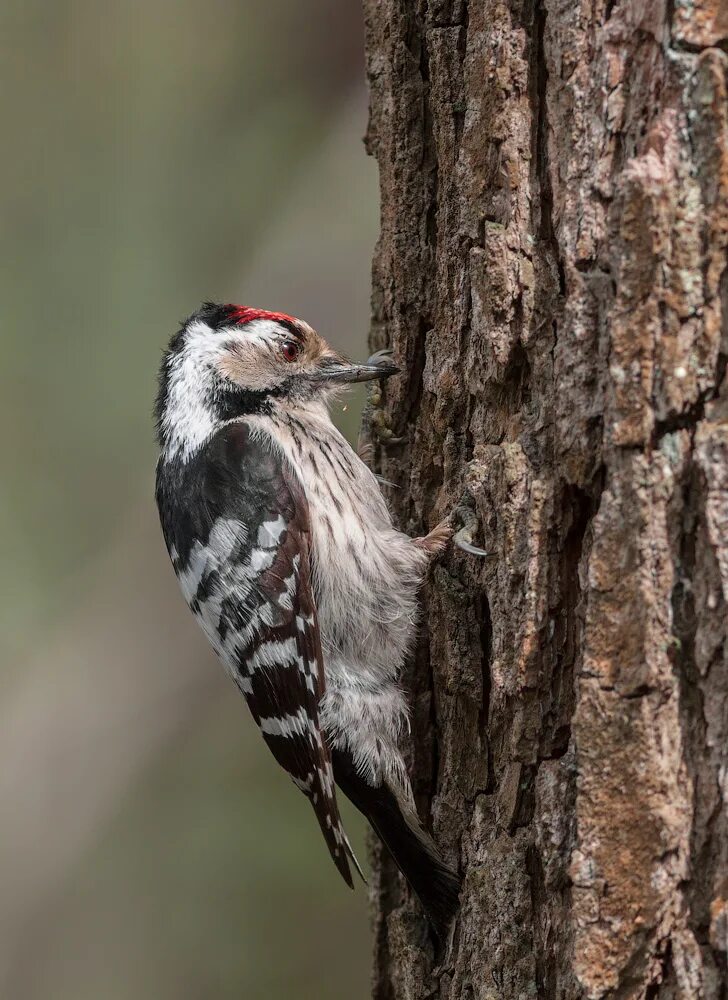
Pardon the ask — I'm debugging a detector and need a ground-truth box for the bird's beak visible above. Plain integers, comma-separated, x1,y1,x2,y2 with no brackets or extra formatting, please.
314,357,400,384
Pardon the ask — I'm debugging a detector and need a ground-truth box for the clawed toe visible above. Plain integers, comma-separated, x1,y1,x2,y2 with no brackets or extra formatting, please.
452,528,490,558
412,506,492,559
452,505,491,558
367,347,394,366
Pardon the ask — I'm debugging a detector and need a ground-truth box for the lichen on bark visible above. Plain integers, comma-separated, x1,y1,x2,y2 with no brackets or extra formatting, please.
362,0,728,996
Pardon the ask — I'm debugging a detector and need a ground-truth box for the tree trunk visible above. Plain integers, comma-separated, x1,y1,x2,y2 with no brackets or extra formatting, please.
361,1,728,997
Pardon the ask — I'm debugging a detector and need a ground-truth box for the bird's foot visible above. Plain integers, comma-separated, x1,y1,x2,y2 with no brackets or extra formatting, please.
452,505,491,558
367,347,395,366
414,503,492,559
369,405,404,444
362,352,405,446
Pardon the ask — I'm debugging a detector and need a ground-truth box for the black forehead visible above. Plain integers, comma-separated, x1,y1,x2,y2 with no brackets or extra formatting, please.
193,302,303,340
193,302,240,330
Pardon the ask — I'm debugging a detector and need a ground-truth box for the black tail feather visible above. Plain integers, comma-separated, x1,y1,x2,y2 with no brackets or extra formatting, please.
332,749,461,939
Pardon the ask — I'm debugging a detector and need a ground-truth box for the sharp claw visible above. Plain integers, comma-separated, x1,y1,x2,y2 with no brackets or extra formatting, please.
453,529,491,558
367,347,394,366
452,503,493,559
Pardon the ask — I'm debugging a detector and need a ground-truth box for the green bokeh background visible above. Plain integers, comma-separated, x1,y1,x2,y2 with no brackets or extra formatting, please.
1,3,377,996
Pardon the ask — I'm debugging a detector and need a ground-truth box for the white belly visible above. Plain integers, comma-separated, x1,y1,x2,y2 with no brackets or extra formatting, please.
246,404,427,684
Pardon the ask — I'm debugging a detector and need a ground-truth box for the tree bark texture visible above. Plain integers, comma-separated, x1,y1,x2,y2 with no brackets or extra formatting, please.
362,1,728,997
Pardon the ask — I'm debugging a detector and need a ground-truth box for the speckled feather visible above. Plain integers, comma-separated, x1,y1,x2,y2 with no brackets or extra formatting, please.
155,303,460,935
156,421,358,885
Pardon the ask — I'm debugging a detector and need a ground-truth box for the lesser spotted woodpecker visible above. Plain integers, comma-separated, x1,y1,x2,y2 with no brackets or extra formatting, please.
155,302,460,936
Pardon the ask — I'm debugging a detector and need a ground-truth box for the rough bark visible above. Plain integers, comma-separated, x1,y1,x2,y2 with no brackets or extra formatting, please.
362,1,728,997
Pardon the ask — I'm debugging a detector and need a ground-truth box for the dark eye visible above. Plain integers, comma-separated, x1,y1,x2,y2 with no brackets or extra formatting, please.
281,340,300,362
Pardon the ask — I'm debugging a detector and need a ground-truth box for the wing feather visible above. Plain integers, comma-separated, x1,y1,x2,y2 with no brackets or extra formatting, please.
159,420,358,886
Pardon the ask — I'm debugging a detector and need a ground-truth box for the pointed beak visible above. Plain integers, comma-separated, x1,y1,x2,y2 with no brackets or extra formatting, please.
315,358,400,384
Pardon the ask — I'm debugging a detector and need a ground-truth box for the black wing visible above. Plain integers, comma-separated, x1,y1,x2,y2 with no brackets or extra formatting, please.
157,421,360,886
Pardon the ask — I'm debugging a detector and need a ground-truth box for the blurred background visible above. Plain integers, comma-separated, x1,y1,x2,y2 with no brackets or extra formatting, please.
0,2,378,997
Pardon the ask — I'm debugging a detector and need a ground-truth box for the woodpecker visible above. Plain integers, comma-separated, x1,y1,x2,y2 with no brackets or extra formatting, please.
155,302,460,936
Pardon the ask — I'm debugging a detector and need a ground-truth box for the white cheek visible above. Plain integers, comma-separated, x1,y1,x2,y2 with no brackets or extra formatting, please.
161,321,227,460
162,361,217,460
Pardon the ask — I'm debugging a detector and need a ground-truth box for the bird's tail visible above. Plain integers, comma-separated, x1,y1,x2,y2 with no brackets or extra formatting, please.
332,749,461,939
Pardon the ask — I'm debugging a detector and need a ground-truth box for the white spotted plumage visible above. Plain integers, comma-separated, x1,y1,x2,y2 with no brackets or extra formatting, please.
155,303,461,934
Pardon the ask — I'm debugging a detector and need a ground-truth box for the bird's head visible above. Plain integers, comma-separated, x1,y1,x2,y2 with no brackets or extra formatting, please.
155,302,398,460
